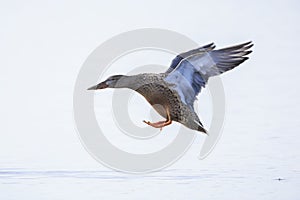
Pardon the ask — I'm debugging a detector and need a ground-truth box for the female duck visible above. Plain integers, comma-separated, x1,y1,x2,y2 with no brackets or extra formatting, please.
88,42,253,134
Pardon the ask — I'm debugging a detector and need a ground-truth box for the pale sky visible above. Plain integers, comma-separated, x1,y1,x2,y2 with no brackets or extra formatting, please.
0,0,299,170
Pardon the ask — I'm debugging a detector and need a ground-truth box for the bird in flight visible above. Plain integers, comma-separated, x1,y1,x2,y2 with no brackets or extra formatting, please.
88,42,253,134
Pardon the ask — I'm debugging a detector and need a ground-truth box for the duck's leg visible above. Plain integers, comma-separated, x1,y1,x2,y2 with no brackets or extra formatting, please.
143,107,172,130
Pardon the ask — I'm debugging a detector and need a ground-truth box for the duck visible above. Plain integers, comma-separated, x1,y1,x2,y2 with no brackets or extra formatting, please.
88,41,253,134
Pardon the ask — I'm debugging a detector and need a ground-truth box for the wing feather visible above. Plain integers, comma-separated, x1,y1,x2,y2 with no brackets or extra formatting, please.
165,43,216,73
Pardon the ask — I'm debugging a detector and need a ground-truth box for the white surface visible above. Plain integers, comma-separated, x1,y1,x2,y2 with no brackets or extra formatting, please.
0,0,299,199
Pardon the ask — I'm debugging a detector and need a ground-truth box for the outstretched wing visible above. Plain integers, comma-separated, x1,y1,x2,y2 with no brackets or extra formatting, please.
164,41,253,109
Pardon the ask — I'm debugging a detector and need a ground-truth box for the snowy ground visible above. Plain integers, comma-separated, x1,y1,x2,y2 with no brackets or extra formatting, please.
0,0,299,199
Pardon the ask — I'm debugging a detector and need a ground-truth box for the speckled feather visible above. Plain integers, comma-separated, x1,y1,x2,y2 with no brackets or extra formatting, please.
125,73,206,132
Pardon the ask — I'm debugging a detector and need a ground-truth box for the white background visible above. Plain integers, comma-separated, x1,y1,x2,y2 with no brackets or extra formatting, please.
0,0,299,199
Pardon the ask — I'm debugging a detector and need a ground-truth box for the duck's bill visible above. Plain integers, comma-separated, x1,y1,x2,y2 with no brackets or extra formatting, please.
87,82,108,90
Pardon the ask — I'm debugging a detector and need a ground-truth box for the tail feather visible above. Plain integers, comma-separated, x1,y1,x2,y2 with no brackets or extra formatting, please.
193,119,207,134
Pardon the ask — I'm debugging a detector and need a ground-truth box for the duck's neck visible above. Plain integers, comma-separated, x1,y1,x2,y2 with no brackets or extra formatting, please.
114,75,138,90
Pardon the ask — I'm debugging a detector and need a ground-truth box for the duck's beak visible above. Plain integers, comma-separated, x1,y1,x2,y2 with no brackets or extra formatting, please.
87,82,108,90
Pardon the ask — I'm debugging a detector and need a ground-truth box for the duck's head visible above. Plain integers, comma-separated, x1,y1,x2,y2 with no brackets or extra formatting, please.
87,75,128,90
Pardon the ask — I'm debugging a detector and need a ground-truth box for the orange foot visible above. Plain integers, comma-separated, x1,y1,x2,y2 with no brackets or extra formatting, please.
143,120,172,130
143,107,172,131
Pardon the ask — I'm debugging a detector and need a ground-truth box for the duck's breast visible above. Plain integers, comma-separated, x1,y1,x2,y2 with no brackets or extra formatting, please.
136,83,182,120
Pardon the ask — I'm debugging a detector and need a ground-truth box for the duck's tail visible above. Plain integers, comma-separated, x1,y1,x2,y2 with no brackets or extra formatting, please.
193,119,208,134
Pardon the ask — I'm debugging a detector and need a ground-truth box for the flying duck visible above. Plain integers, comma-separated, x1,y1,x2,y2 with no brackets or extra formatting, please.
88,41,253,134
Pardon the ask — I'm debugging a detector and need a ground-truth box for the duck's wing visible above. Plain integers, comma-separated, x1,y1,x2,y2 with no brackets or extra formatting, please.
165,43,216,74
164,41,253,109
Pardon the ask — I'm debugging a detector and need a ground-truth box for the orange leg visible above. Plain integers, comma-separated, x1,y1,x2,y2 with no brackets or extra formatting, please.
143,107,172,130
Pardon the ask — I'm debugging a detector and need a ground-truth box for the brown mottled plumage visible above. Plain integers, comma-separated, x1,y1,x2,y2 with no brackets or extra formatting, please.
88,41,253,134
128,73,206,133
